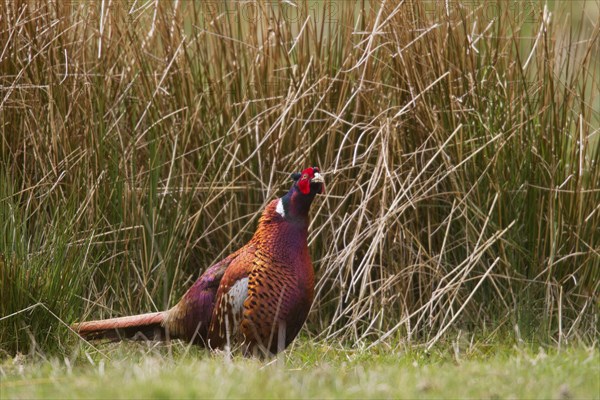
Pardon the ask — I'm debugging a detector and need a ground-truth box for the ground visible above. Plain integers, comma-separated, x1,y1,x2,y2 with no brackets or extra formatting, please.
1,341,598,399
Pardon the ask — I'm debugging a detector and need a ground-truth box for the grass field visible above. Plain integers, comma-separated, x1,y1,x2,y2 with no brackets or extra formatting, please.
2,342,598,399
0,0,599,398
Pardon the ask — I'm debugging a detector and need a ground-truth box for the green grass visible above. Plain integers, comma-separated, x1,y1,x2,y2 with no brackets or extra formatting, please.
1,342,598,399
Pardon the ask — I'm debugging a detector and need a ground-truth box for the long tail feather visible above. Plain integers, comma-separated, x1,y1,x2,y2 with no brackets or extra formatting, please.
72,312,166,342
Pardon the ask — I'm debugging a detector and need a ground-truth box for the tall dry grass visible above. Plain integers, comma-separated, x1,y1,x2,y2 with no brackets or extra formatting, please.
0,1,598,354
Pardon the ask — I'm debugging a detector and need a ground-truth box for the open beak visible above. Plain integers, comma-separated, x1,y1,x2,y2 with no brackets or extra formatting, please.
312,172,325,194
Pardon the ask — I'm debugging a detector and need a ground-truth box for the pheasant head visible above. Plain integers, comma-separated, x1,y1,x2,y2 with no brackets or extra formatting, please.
291,166,325,196
275,166,324,221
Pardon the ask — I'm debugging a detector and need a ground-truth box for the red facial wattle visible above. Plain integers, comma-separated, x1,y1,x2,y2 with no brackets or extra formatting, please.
297,167,315,194
298,178,311,194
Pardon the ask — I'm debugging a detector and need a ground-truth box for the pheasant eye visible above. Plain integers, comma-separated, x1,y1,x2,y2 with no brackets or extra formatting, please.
302,173,308,179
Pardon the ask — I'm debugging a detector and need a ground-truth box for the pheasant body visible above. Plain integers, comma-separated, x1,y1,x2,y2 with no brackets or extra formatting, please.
73,167,324,355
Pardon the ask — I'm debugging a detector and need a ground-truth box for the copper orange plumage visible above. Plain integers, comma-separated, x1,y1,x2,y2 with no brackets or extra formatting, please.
72,166,325,356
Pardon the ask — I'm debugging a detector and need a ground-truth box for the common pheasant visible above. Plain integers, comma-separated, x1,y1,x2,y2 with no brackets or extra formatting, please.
73,167,324,355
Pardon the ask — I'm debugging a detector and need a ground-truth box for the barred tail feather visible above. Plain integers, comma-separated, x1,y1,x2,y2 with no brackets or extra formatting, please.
72,312,166,342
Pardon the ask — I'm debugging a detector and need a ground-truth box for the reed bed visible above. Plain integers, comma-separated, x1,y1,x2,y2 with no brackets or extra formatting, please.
0,0,598,354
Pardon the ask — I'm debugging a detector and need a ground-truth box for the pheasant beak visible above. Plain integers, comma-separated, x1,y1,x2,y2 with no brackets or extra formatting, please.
312,172,325,194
